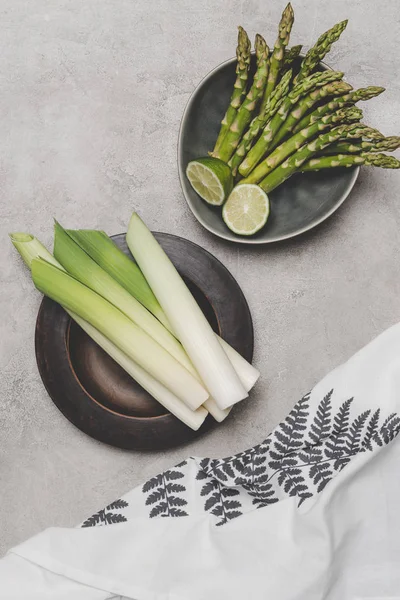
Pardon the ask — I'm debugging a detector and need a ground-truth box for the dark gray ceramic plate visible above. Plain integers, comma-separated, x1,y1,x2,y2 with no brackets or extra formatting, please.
178,55,359,244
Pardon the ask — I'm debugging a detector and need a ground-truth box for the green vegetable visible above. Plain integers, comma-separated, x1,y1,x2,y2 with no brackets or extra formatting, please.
66,229,260,402
260,3,294,108
54,221,196,380
65,228,171,331
267,80,353,151
213,26,251,154
10,233,63,270
321,136,400,155
127,213,248,410
32,258,209,410
229,69,293,176
294,19,348,83
241,107,362,184
214,34,270,163
10,233,209,430
292,86,386,135
301,152,400,171
281,44,303,73
258,123,373,192
238,70,344,177
11,232,260,424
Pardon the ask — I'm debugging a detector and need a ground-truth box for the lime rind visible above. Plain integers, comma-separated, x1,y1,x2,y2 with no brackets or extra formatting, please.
186,157,233,206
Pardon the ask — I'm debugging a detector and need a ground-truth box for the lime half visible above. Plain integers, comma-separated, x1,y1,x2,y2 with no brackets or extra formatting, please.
186,157,233,206
222,184,270,236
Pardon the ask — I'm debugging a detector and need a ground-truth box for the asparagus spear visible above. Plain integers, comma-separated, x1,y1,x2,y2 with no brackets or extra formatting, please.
301,152,400,171
269,80,353,150
238,70,344,177
282,44,303,71
214,34,270,162
229,69,293,176
241,107,362,184
292,86,386,134
321,136,400,155
294,19,348,84
213,27,251,154
260,3,294,109
258,124,379,192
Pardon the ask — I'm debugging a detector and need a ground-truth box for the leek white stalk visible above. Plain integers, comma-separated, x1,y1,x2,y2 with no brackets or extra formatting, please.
203,398,230,422
31,259,209,410
65,229,172,332
126,213,248,410
53,222,196,376
218,337,260,392
10,234,207,430
67,228,260,395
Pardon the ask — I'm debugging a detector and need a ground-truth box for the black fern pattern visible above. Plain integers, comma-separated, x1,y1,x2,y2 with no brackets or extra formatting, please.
194,390,400,524
374,413,400,446
196,458,242,525
308,390,333,445
143,466,188,518
81,499,128,528
141,389,400,527
362,409,381,450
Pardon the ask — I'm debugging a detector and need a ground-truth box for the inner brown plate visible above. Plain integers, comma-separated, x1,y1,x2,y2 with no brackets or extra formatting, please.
35,232,254,450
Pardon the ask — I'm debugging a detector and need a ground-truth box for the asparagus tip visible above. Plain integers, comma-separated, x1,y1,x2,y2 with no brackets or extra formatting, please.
285,2,294,15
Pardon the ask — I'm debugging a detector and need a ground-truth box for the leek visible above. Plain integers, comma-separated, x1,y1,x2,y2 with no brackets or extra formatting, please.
65,229,172,332
66,228,260,395
218,338,259,392
10,234,207,430
53,222,196,376
203,398,230,422
13,229,258,418
11,233,232,422
126,213,248,410
10,233,64,270
31,258,209,410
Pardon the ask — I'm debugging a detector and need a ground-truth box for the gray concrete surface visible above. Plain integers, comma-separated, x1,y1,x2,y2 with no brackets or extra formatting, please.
1,0,399,556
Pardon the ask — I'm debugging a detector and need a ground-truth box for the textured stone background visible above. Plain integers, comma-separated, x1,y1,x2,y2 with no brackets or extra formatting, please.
1,0,399,556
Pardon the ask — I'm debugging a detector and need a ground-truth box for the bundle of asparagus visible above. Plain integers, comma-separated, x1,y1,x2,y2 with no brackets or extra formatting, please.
186,4,400,236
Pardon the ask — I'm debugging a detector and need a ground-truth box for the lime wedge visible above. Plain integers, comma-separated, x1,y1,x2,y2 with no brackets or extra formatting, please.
222,184,270,236
186,157,233,206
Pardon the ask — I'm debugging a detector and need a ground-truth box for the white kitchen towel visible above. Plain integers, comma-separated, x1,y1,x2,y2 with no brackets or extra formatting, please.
2,322,400,599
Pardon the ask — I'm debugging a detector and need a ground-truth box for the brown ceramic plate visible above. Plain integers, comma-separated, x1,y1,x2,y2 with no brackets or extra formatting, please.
35,232,254,451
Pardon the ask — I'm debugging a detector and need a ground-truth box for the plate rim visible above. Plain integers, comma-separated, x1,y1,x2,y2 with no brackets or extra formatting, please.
34,231,254,450
177,55,360,245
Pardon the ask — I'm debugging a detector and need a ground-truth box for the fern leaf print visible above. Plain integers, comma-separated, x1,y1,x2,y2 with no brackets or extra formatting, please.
362,409,381,450
139,389,400,526
308,390,333,444
143,465,188,518
81,499,128,528
346,411,371,455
